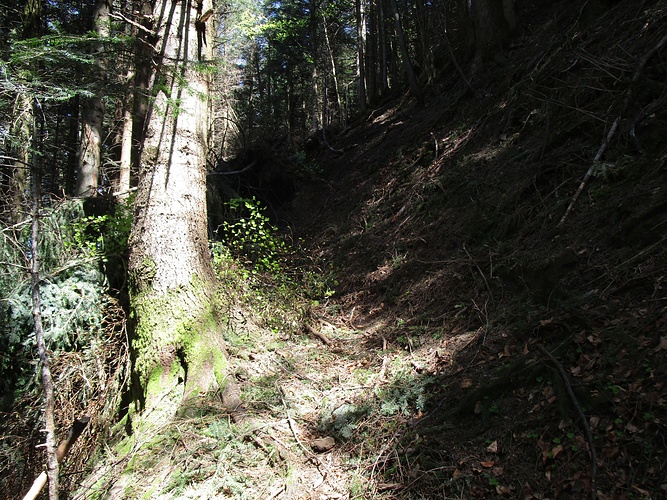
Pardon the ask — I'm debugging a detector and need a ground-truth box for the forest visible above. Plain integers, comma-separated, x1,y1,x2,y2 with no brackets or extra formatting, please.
1,0,666,498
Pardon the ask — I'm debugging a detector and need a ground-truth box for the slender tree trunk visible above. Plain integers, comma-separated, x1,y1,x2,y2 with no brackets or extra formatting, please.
503,0,516,33
116,70,134,199
322,14,342,123
66,97,79,195
366,0,377,105
76,0,110,197
132,0,155,168
30,99,59,500
49,109,62,195
355,0,367,111
309,0,321,132
128,0,227,419
388,0,423,101
76,99,104,197
7,94,30,222
378,0,388,97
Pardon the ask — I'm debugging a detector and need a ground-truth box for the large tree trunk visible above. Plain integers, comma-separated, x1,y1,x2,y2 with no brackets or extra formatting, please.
470,0,510,70
127,0,226,420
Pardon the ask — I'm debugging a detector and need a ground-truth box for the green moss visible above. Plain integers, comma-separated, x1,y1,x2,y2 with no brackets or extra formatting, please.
130,275,229,413
129,257,156,295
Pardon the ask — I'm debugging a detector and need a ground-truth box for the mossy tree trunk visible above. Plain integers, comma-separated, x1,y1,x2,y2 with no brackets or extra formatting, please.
127,0,224,420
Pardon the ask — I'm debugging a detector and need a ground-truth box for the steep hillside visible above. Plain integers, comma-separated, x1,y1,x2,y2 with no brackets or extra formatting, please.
20,0,665,498
289,0,667,497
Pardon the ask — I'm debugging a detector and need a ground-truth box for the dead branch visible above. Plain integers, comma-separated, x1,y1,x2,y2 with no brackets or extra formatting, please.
305,324,333,346
559,34,667,226
22,416,90,500
108,12,157,37
443,30,475,96
207,160,257,176
537,345,597,500
375,336,389,386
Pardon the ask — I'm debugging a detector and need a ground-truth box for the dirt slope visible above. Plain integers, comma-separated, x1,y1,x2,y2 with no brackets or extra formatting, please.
287,0,667,497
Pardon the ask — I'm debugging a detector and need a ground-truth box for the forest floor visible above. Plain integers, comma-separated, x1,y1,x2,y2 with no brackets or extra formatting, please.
36,0,667,498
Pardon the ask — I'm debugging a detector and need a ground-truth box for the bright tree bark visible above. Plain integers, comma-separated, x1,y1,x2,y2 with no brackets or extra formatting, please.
127,0,226,418
115,69,134,199
355,0,367,111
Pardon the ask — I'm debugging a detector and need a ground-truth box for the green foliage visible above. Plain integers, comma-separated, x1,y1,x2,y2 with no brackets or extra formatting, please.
3,33,133,102
64,197,133,260
319,402,370,440
0,199,128,398
221,197,287,274
376,370,435,417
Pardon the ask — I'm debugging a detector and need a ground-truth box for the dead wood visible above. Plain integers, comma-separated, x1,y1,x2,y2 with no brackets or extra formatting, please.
559,34,667,226
305,324,333,346
22,416,90,500
537,345,597,500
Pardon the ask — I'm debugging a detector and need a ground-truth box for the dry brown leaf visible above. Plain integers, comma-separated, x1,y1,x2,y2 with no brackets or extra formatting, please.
480,460,495,468
486,440,498,453
551,444,564,459
655,336,667,352
496,484,512,495
587,334,602,345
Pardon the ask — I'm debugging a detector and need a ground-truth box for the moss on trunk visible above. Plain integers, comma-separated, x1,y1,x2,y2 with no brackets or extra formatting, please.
130,278,228,421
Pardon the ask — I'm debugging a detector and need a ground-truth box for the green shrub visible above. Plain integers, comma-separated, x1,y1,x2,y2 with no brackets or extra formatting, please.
220,197,286,275
0,198,129,399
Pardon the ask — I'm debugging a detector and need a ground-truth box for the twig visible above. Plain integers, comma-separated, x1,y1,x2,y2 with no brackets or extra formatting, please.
207,159,257,176
537,345,597,500
278,385,332,482
108,12,158,37
375,336,389,386
559,34,667,226
443,29,475,96
278,385,312,457
463,244,492,297
305,324,333,346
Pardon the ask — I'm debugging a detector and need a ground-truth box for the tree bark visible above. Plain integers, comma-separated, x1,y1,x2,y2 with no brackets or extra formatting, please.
30,100,59,500
355,0,367,111
470,0,509,69
127,0,227,419
388,0,423,101
116,69,134,199
76,0,110,198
